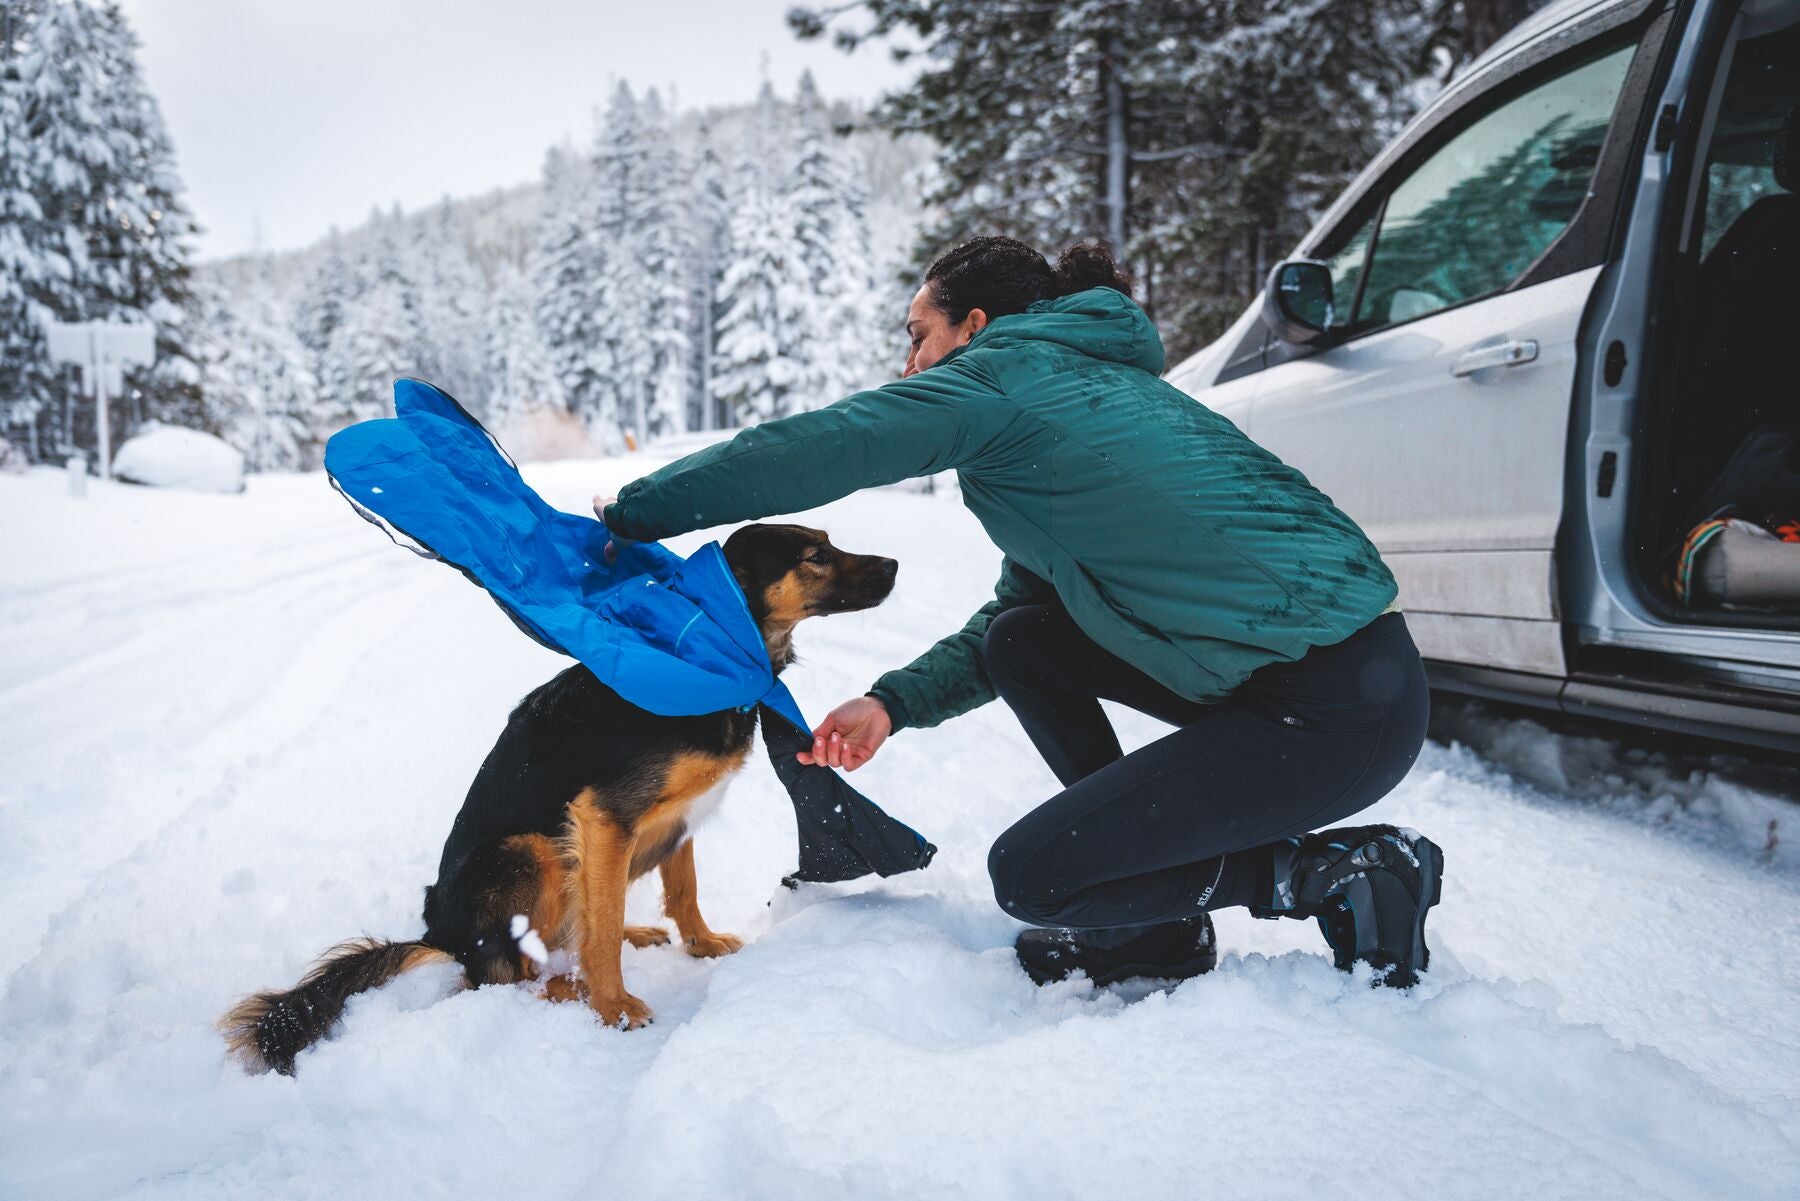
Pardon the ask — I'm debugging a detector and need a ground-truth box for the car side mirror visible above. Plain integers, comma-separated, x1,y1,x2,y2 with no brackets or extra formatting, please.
1260,260,1336,347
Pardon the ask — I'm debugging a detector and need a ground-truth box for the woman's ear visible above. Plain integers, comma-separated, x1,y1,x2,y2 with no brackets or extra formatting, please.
962,307,989,342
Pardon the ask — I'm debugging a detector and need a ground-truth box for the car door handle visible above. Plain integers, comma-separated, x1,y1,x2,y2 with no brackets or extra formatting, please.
1452,339,1539,377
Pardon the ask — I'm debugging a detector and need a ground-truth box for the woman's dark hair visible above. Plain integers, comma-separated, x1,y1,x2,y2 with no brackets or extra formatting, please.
922,236,1134,323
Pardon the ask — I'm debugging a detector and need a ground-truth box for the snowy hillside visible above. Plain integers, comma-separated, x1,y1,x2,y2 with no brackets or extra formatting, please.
1,452,1797,1201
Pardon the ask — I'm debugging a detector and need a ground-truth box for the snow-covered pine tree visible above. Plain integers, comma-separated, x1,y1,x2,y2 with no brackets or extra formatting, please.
317,208,420,436
709,84,798,431
585,82,656,448
11,0,116,455
869,238,918,383
199,265,318,470
686,119,732,431
0,0,53,455
791,0,1101,291
294,229,354,358
791,0,1438,357
483,265,565,437
1133,0,1432,342
91,0,205,436
0,0,207,458
1425,0,1543,78
838,153,900,392
785,70,846,410
787,69,890,404
636,88,691,442
742,79,784,198
322,279,415,432
531,143,620,448
409,196,487,407
710,182,811,425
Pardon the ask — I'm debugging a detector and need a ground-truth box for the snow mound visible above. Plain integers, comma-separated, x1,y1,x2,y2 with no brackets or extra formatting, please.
112,425,245,494
1431,697,1795,868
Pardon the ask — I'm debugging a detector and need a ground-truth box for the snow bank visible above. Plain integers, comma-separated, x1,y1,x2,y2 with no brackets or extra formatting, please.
1,455,1796,1200
1431,696,1793,868
112,425,245,494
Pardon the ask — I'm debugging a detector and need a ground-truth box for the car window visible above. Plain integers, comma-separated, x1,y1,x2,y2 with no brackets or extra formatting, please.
1697,36,1799,259
1705,160,1782,256
1348,40,1637,334
1316,210,1376,333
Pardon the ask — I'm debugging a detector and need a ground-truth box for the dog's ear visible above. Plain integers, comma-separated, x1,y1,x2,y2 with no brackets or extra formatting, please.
723,524,789,628
722,524,767,596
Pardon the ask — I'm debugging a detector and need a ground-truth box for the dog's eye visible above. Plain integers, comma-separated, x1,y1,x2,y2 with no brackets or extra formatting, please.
804,548,830,565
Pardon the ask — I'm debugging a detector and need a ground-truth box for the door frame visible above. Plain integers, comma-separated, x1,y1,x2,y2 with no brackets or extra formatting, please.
1562,0,1800,681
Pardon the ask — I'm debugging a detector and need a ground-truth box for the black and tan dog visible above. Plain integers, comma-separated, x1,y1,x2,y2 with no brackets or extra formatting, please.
221,523,897,1075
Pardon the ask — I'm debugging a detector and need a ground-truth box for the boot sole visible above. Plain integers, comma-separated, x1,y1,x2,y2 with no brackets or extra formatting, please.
1085,945,1220,988
1019,944,1220,988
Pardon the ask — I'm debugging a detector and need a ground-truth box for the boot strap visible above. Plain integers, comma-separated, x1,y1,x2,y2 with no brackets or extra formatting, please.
1248,839,1341,919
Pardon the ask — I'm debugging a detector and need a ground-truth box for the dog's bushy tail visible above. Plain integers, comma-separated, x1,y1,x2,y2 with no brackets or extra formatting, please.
220,938,457,1076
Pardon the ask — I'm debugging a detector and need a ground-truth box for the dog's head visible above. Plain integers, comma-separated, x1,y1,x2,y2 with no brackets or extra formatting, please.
722,523,898,665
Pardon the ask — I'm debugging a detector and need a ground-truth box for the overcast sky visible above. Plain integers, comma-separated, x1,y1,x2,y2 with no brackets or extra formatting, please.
115,1,918,261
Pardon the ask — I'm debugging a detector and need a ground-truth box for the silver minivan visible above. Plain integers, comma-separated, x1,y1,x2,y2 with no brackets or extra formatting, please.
1169,0,1800,753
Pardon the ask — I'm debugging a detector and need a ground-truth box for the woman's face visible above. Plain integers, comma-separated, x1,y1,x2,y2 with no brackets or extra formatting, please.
903,285,988,378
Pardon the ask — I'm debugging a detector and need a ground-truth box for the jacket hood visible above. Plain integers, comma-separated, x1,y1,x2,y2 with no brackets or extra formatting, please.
963,286,1165,375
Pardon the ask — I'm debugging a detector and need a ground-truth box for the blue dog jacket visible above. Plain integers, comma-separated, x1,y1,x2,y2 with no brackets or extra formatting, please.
325,377,808,731
323,379,934,885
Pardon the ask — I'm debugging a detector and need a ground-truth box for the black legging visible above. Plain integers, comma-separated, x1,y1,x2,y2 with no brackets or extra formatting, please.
982,605,1429,928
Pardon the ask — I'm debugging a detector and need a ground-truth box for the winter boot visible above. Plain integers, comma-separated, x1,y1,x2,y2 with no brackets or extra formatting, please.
1014,913,1217,987
1251,824,1444,988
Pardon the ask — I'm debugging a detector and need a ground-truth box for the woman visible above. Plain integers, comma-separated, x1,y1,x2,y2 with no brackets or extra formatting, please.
601,236,1441,989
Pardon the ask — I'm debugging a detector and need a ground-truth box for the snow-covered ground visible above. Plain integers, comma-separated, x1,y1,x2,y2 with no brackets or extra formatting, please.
2,451,1797,1201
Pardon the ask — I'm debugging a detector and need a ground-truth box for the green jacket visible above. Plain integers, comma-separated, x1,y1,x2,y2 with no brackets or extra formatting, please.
605,287,1398,732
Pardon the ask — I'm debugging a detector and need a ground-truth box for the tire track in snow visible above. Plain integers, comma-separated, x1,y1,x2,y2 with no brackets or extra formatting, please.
0,520,350,608
0,542,401,711
0,556,447,981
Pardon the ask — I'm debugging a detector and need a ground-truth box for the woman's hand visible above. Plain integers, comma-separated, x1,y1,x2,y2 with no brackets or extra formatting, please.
797,696,892,772
593,494,631,564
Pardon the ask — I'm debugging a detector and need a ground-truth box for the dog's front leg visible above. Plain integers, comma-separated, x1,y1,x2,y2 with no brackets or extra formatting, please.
568,797,652,1028
660,838,743,958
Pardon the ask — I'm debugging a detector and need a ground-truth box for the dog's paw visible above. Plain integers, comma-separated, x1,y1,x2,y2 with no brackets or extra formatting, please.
590,990,653,1030
623,925,671,948
540,974,585,1004
685,932,744,958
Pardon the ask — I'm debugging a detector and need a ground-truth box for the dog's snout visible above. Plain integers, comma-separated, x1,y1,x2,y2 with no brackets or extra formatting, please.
877,557,898,581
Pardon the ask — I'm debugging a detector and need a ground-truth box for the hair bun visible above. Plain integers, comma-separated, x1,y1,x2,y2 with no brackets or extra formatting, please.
1053,242,1133,298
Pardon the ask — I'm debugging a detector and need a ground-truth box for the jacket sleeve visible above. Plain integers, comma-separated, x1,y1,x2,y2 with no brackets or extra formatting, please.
866,556,1054,732
602,356,1014,541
